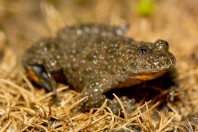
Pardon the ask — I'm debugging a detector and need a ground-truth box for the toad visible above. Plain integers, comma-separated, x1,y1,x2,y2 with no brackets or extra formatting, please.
22,24,176,114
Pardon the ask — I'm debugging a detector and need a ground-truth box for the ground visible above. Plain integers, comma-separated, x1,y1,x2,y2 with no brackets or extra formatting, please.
0,0,197,131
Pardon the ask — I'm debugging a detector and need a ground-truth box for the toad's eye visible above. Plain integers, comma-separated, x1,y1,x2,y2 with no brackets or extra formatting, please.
138,45,151,57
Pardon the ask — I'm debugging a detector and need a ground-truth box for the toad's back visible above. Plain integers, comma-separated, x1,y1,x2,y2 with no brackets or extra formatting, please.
23,24,176,113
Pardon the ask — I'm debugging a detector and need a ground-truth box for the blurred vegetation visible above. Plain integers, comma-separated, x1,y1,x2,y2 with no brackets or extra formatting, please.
136,0,155,16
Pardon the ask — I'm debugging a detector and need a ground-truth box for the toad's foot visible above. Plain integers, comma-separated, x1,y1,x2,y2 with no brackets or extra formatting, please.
25,65,57,96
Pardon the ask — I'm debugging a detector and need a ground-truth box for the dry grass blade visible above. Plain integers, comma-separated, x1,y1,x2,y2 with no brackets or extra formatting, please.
0,79,33,107
1,119,11,132
157,112,175,131
0,49,17,76
40,1,66,36
113,93,128,119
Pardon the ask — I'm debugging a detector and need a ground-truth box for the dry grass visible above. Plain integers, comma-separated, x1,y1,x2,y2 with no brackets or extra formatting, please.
0,0,198,131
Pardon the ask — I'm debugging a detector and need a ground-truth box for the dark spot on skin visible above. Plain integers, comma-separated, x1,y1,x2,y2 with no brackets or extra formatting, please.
129,61,137,69
87,51,98,60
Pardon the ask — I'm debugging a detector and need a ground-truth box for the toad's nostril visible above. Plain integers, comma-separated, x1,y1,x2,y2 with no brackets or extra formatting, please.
155,39,169,51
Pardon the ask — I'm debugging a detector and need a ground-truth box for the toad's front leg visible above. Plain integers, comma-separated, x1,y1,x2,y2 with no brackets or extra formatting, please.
78,80,132,115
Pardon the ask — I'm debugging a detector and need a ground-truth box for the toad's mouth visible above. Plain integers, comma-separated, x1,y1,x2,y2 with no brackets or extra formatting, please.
118,70,167,88
132,70,167,81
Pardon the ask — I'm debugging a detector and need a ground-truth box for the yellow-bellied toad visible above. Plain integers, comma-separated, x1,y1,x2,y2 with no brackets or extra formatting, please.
22,24,176,114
